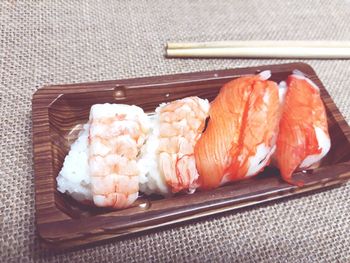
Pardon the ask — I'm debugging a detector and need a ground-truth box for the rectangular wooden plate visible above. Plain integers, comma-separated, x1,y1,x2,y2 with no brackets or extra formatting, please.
32,62,350,249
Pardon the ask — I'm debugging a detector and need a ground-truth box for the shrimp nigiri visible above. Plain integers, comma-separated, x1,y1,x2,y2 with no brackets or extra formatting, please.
139,97,210,195
89,104,150,209
275,71,331,184
194,71,281,189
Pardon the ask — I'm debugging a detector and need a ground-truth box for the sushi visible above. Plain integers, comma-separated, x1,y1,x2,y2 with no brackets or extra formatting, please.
57,103,150,209
275,70,331,184
194,71,281,189
88,104,150,208
139,97,210,195
57,98,209,206
56,70,331,210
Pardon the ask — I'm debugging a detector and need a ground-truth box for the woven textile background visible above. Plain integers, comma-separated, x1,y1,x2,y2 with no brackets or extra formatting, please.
0,0,349,262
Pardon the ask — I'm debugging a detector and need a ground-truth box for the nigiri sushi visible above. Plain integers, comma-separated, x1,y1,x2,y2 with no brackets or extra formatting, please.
57,103,150,209
275,70,331,184
57,70,331,209
139,97,210,195
194,71,281,189
88,104,150,208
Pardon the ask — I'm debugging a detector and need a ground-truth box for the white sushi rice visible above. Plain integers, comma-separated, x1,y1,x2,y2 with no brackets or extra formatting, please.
292,69,320,91
300,126,331,168
259,70,271,80
56,124,92,202
138,114,171,196
195,97,210,113
278,81,288,104
221,143,276,184
246,143,276,177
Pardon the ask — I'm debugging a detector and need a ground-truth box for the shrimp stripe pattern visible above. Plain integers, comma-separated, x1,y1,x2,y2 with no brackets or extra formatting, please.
157,97,210,193
88,104,149,209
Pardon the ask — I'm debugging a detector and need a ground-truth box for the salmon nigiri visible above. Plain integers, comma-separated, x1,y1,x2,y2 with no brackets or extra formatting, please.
275,70,331,185
194,71,281,189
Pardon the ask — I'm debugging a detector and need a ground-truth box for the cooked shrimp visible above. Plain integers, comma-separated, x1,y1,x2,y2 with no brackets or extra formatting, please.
88,104,149,209
275,71,330,185
194,71,281,189
158,97,210,193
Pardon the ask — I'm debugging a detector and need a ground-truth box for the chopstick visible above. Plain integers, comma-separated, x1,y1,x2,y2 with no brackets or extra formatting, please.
167,41,350,49
166,41,350,59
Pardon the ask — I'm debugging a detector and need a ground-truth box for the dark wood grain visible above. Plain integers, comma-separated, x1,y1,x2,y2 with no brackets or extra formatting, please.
32,63,350,249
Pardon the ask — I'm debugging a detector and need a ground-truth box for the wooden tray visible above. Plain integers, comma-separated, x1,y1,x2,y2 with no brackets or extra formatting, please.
32,62,350,249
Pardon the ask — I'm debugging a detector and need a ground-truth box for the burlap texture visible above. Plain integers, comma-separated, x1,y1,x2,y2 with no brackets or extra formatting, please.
0,0,349,262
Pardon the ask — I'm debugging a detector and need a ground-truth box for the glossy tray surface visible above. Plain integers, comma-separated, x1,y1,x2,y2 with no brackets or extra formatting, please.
32,63,350,249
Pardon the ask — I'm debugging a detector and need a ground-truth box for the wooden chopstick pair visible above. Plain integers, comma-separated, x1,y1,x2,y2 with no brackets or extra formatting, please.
166,41,350,59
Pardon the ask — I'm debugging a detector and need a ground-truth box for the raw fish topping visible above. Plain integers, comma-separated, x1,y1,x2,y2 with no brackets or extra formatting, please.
275,72,330,185
194,71,280,189
57,70,330,210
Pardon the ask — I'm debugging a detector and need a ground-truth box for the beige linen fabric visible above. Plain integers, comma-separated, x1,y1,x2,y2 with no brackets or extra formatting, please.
0,0,349,262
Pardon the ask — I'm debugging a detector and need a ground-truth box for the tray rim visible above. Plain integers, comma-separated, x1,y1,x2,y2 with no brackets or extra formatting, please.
32,62,350,249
